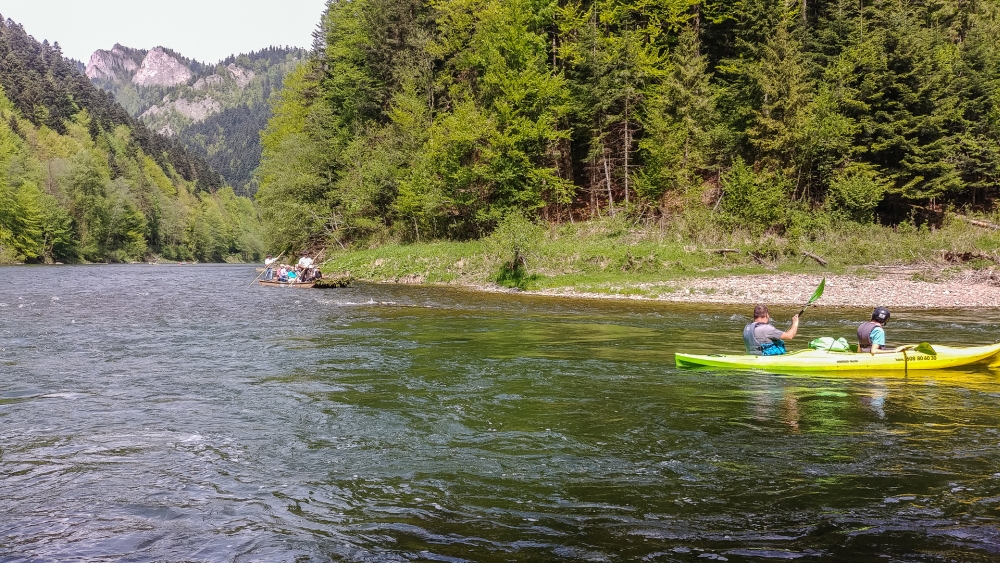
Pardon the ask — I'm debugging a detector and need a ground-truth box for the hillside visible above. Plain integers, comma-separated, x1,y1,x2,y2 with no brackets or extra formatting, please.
256,0,1000,257
0,16,262,263
87,45,306,194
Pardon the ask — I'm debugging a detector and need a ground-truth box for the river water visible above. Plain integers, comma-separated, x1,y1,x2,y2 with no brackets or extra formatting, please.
2,264,1000,562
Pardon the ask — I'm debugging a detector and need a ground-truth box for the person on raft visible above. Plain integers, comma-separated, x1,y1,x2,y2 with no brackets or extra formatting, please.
857,307,890,353
296,252,320,282
297,252,314,271
263,254,276,281
743,304,799,356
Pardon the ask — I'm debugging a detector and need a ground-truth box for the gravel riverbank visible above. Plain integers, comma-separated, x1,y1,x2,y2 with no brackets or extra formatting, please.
527,270,1000,308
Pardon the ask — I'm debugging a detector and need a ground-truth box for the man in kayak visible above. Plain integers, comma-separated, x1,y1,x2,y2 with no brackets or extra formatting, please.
743,304,799,355
857,307,890,353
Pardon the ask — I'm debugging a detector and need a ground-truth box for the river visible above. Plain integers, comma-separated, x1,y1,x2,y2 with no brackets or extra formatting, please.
2,264,1000,561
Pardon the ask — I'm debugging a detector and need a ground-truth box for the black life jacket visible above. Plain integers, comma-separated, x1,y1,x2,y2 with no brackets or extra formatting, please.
857,321,880,353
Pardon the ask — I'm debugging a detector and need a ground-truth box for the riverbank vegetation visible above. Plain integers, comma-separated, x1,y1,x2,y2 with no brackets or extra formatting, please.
258,0,1000,284
325,212,1000,292
0,17,263,263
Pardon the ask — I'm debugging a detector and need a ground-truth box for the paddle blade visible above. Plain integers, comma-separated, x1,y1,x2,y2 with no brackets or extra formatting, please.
914,342,937,355
796,278,827,319
807,277,826,305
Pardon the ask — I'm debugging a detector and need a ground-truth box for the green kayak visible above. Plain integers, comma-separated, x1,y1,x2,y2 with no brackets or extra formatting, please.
675,343,1000,372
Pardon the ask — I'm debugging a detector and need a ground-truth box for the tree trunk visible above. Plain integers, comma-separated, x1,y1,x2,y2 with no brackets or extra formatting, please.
693,3,701,56
623,96,630,207
683,135,689,170
604,150,615,216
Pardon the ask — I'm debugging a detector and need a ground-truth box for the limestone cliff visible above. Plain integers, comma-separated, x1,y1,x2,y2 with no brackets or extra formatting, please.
225,63,255,89
132,47,192,87
85,44,263,130
141,97,221,126
85,44,143,81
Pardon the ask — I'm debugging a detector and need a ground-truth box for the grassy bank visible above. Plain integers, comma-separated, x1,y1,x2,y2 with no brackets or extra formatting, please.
321,214,1000,297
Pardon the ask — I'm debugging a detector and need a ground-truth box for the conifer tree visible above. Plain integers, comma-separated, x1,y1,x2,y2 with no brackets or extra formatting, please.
638,27,715,203
747,23,813,183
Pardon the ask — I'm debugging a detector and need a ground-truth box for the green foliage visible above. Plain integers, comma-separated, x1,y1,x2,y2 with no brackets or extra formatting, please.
322,213,1000,297
486,212,542,262
637,27,715,202
492,260,539,290
747,24,813,176
0,18,264,264
826,164,890,223
78,179,148,263
256,63,332,250
486,213,544,288
719,158,791,235
256,0,1000,251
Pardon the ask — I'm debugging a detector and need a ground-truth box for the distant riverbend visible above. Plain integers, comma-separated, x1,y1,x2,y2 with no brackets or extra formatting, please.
3,264,1000,561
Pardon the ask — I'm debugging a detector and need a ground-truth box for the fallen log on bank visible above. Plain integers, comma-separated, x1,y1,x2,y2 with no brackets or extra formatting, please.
911,205,1000,231
802,251,828,266
939,250,1000,265
951,214,1000,231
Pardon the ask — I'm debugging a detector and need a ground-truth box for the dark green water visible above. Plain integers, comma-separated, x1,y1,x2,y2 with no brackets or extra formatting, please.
3,264,1000,561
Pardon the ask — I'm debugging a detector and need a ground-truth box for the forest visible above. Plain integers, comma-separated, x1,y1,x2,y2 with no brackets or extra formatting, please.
172,48,308,195
182,102,272,195
0,16,263,263
256,0,1000,252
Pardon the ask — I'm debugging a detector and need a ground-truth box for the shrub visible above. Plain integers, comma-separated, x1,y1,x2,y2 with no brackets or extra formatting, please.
825,164,889,223
719,158,792,235
487,213,544,289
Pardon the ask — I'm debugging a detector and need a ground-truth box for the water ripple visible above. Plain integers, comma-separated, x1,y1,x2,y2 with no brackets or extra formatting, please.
2,265,1000,560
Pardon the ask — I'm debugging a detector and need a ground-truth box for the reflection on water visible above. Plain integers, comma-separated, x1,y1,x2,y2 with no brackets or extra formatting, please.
1,264,1000,561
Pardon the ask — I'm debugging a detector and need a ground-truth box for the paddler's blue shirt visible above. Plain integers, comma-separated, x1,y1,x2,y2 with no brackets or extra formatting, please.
870,326,885,348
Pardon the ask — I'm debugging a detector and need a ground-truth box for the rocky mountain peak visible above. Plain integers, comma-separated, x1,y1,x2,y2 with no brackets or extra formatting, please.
85,43,142,81
132,47,192,87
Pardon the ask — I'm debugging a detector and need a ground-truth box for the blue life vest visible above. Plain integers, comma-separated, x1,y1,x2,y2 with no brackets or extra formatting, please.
759,339,787,356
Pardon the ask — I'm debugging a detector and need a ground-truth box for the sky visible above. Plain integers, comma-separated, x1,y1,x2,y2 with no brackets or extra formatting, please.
1,0,329,64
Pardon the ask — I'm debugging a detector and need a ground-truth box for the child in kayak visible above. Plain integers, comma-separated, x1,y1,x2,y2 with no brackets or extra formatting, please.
743,304,799,355
858,307,890,353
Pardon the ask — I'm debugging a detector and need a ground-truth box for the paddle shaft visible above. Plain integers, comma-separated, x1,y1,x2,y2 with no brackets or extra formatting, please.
250,270,267,286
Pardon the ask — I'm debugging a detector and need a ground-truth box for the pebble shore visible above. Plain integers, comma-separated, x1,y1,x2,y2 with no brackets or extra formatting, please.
531,271,1000,308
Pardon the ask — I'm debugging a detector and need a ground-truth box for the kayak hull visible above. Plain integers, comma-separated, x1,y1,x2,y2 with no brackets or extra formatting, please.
675,343,1000,372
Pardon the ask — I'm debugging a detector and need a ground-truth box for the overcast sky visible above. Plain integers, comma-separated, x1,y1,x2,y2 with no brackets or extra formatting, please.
2,0,328,64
